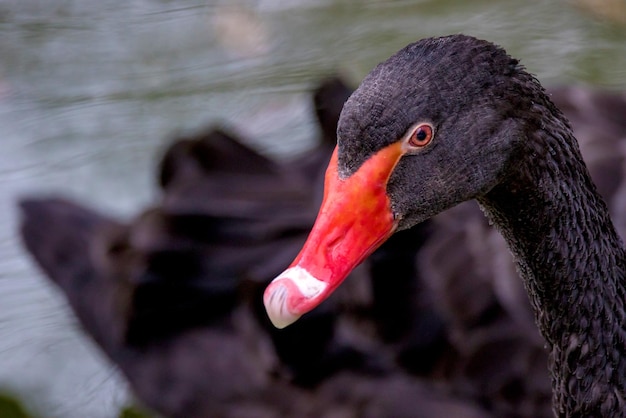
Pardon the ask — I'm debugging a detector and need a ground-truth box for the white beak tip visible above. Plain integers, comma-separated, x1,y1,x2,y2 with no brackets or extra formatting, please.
263,266,327,329
263,283,301,329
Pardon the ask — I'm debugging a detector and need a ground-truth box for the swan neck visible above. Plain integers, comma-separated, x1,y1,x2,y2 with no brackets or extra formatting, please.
479,124,626,415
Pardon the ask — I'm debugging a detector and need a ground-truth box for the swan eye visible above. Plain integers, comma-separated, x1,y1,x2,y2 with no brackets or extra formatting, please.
407,123,434,148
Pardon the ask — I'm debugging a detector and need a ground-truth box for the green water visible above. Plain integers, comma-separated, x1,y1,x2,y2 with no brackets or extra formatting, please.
0,0,624,416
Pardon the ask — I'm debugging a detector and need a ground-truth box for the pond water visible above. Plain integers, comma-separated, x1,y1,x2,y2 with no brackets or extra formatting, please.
0,0,625,416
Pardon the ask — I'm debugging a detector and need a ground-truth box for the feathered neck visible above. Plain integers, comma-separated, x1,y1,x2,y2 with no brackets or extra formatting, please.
478,98,626,416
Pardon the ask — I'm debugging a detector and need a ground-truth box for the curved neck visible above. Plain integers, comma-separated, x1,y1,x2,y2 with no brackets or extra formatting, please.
478,117,626,416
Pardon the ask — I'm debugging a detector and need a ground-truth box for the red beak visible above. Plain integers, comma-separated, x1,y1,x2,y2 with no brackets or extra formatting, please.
264,142,405,328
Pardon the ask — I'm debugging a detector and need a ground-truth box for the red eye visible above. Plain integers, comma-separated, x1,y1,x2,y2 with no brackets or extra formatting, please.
408,123,434,148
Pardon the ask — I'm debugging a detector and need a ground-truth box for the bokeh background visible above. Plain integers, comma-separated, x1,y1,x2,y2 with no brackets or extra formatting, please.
1,0,625,416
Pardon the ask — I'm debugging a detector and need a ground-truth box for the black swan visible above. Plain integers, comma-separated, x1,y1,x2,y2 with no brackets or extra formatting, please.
263,35,626,416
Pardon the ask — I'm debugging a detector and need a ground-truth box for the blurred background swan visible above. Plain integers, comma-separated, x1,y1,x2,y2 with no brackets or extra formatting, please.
1,0,625,416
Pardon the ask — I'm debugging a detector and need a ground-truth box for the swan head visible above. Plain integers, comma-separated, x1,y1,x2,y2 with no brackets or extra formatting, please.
265,34,538,328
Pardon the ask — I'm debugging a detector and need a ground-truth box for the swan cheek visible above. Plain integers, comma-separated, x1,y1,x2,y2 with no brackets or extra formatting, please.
264,143,404,328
